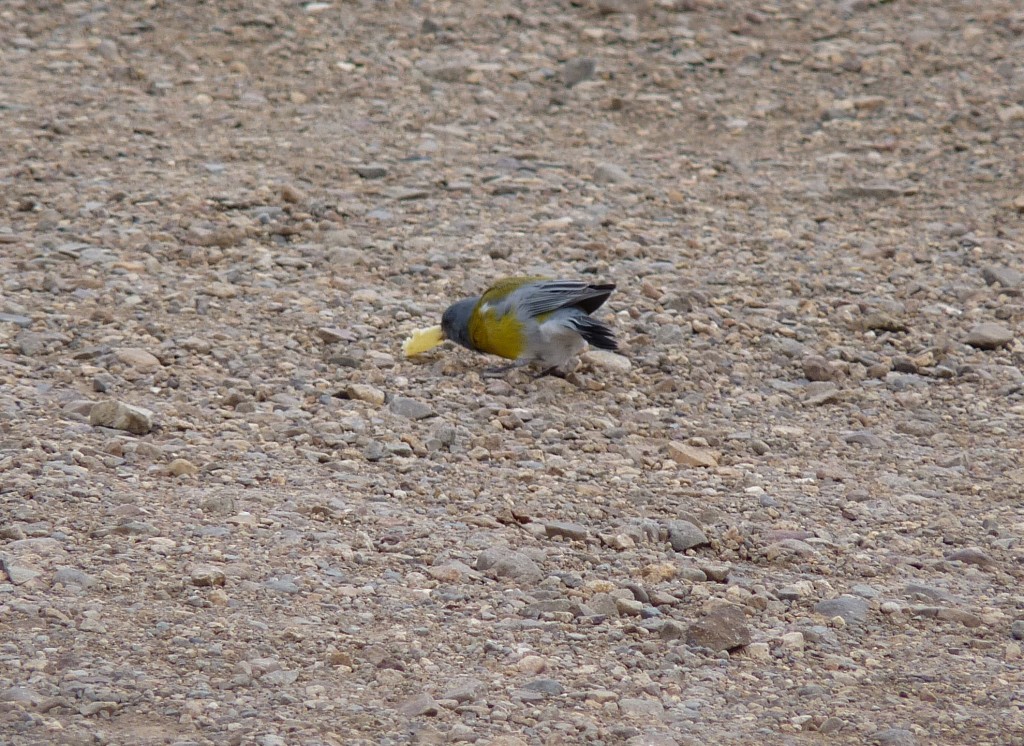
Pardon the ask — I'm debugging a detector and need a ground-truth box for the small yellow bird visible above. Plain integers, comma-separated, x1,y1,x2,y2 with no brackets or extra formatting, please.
404,277,619,376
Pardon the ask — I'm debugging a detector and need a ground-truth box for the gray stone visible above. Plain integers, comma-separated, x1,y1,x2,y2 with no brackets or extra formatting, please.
397,692,439,717
945,547,996,566
686,605,751,651
0,313,32,327
659,620,687,640
0,557,39,585
814,595,869,624
562,57,596,87
441,678,486,703
666,520,708,552
802,355,835,382
544,521,588,541
89,400,154,435
388,396,434,420
871,728,917,746
965,322,1013,349
1010,620,1024,640
594,163,630,184
522,678,563,695
354,164,388,179
619,697,665,721
476,548,543,584
53,567,96,588
981,265,1023,289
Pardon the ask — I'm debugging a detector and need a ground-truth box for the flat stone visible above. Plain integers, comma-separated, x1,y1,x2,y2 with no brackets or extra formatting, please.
89,400,154,435
981,266,1023,289
115,347,163,372
618,697,665,721
388,396,434,420
354,164,388,179
345,384,385,405
582,349,631,372
686,605,751,651
476,548,543,584
593,163,630,184
544,521,589,541
441,678,486,703
814,595,869,624
945,547,996,566
522,678,563,695
871,728,917,746
667,442,718,468
562,57,595,87
965,322,1013,349
0,556,40,585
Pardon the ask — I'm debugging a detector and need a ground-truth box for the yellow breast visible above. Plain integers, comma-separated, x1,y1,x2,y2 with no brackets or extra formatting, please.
468,306,526,360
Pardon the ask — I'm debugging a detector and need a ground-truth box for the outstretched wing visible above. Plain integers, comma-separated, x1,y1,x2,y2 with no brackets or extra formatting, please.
512,280,616,318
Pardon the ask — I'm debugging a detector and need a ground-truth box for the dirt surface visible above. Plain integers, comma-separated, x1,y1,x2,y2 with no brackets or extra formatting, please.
2,1,1024,744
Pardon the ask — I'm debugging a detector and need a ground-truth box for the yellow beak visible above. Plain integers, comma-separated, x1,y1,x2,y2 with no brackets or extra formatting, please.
402,325,445,356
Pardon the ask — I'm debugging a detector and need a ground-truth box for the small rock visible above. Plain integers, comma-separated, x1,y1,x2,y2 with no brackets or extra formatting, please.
965,323,1013,350
618,697,665,721
354,164,388,179
862,311,907,332
0,557,40,585
698,562,731,582
814,596,869,625
522,678,563,695
981,266,1023,289
388,396,434,420
665,520,709,551
89,400,154,435
562,57,596,87
442,678,486,703
279,183,305,203
686,605,751,651
802,355,835,382
1011,620,1024,640
476,548,543,584
615,597,644,616
345,384,386,405
871,727,917,746
582,349,631,371
544,521,588,541
667,442,719,468
593,163,630,184
53,568,96,588
190,566,226,587
167,458,198,477
659,620,687,640
945,547,996,566
115,347,162,372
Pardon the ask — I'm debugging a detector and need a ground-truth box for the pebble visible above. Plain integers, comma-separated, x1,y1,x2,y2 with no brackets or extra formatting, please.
802,355,836,382
397,693,439,717
476,549,543,584
666,442,719,468
1011,620,1024,640
814,596,869,625
190,566,226,587
593,163,630,184
686,605,751,651
544,521,589,541
965,322,1014,349
89,400,154,435
114,347,163,372
871,728,917,746
665,520,709,551
981,266,1023,289
345,383,385,405
562,57,596,87
582,349,632,372
388,396,434,420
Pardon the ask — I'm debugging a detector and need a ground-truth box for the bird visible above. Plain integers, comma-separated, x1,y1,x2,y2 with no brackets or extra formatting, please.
403,277,619,377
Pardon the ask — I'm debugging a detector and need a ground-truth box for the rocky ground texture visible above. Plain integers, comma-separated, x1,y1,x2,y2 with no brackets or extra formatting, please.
2,0,1024,744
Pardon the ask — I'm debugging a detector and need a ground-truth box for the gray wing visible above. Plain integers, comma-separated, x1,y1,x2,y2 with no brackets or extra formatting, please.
512,280,616,319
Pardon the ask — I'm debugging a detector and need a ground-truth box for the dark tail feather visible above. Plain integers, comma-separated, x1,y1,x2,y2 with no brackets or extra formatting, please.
571,316,618,351
575,283,616,315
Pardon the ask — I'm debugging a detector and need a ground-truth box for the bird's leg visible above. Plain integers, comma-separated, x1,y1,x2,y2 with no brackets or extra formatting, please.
482,360,531,378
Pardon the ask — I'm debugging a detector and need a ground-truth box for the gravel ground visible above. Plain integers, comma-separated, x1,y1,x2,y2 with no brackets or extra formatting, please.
2,1,1024,744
